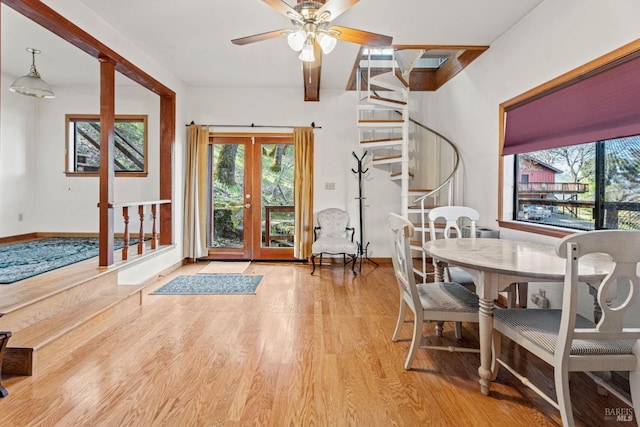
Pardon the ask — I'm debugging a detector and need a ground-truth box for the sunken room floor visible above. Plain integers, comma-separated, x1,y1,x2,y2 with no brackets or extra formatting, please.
0,261,633,426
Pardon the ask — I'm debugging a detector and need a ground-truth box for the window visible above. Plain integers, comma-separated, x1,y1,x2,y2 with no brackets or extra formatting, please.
514,136,640,231
500,39,640,235
66,114,147,176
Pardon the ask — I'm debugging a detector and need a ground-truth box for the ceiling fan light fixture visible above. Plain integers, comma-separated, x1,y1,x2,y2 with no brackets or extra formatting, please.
317,32,337,55
9,48,55,99
287,30,306,52
299,43,315,62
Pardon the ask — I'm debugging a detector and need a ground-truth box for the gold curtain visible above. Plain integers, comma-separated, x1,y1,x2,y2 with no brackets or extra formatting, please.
183,124,209,259
294,127,314,259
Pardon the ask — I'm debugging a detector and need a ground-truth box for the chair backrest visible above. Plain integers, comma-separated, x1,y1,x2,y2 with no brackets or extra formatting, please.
316,208,350,239
555,230,640,358
428,206,479,240
388,213,421,309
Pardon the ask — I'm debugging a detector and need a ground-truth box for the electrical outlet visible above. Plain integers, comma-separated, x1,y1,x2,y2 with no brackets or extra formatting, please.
18,213,23,222
325,182,335,190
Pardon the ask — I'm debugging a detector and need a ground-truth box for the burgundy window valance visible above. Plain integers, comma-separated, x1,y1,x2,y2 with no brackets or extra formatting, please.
502,53,640,156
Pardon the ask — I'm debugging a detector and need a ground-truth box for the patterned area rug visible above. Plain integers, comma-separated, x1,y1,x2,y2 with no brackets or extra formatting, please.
0,237,132,284
152,274,263,295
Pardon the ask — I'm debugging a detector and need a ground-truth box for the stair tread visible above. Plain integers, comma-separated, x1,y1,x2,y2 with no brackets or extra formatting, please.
370,95,407,105
409,188,435,193
372,154,402,161
408,205,437,211
358,119,404,123
390,171,415,178
361,137,403,144
7,285,143,348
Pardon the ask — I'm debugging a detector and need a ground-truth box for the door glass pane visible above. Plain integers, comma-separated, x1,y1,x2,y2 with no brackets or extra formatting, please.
261,143,295,247
210,143,245,248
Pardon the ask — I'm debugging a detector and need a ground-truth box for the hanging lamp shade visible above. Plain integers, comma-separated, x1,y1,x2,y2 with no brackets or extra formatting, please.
9,48,55,99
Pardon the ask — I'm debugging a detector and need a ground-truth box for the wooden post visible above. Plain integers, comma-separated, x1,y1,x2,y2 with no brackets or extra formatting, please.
99,58,116,267
138,205,145,255
159,95,175,246
122,206,130,261
151,204,158,250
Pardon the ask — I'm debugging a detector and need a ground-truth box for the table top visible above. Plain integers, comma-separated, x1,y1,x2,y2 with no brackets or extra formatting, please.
423,238,613,281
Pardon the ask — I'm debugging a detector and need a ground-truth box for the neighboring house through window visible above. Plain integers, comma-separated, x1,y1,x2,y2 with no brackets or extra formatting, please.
65,114,148,176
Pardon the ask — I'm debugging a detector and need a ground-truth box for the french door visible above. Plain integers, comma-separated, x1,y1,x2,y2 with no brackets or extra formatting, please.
207,134,295,260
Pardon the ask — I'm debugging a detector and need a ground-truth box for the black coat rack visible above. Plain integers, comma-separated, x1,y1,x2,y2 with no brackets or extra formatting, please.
352,151,379,272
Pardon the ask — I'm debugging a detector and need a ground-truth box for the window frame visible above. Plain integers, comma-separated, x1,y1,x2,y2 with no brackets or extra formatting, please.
498,38,640,237
65,114,148,177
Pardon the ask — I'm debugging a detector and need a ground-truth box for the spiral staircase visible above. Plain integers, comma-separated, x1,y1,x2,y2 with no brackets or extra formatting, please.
356,49,461,282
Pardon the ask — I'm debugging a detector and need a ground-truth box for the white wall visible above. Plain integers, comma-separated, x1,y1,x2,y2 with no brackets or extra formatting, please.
34,84,161,233
0,72,38,236
424,0,640,317
188,87,401,258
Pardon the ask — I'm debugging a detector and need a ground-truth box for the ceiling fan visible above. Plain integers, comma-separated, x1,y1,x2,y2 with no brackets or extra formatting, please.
231,0,393,101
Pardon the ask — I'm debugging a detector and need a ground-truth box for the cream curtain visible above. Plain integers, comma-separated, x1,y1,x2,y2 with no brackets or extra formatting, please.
184,124,209,259
294,127,314,259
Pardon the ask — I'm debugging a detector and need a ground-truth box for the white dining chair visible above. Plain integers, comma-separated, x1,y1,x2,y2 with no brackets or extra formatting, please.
428,206,480,288
493,230,640,426
388,213,480,370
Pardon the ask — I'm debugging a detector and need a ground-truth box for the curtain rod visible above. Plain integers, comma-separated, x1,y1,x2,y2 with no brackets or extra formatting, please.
186,121,321,129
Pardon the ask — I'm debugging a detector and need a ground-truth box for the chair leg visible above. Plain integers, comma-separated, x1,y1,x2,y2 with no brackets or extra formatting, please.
0,331,11,398
454,321,463,340
554,366,574,427
392,297,407,342
629,341,640,421
351,254,357,274
311,254,316,275
405,311,423,370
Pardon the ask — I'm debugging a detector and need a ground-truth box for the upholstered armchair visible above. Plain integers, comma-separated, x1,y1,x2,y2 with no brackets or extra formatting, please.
310,208,357,275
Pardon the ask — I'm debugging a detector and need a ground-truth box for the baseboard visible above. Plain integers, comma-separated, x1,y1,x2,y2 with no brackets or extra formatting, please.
0,233,38,244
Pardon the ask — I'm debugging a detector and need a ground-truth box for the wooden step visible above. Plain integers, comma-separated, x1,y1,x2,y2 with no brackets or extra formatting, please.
390,171,414,179
0,270,117,331
3,283,144,376
372,155,402,167
360,137,403,145
357,119,405,128
369,95,408,108
409,188,434,194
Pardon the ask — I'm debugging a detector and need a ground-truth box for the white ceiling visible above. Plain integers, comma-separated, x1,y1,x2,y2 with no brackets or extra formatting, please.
2,0,544,92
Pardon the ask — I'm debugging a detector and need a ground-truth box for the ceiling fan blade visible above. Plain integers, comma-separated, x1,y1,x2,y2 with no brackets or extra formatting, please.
329,26,393,47
316,0,359,22
231,29,289,45
262,0,303,22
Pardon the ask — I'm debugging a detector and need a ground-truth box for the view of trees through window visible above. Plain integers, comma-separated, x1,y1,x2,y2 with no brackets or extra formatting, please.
209,141,294,248
66,115,146,174
515,136,640,230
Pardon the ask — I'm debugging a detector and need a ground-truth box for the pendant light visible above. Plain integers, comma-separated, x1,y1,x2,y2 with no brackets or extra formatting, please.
9,48,55,99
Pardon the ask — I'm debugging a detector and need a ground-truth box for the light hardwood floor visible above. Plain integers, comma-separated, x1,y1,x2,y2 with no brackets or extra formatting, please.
0,261,633,426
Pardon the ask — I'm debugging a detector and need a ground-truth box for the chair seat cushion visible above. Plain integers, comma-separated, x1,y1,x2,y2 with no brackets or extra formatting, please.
494,309,636,356
312,238,357,254
417,282,479,313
